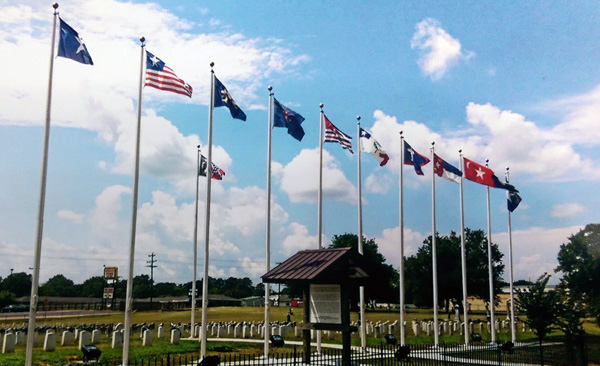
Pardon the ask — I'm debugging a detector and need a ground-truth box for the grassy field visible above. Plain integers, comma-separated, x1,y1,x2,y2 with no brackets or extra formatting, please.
0,306,598,365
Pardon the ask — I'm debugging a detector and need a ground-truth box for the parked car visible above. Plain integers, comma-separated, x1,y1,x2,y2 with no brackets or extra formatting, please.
0,304,29,313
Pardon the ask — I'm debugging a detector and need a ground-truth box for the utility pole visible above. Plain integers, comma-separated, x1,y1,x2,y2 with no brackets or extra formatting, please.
146,253,157,310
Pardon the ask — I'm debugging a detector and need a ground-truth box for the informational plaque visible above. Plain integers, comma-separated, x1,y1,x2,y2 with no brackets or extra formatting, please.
103,266,118,280
103,287,114,299
309,284,341,324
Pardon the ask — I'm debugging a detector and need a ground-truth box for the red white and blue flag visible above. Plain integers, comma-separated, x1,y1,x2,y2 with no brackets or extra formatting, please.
403,140,430,175
434,153,462,183
359,128,389,166
145,51,193,98
324,115,353,153
199,155,225,180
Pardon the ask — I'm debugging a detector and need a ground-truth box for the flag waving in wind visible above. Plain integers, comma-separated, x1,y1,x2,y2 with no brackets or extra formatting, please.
273,98,305,141
214,76,246,121
57,18,93,65
404,140,430,175
145,51,193,97
359,128,389,166
324,115,353,153
463,157,517,192
199,155,225,180
507,190,522,212
434,154,462,183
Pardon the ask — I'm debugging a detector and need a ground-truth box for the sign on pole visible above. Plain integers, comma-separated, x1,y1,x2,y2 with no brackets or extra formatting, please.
104,266,118,280
103,287,114,299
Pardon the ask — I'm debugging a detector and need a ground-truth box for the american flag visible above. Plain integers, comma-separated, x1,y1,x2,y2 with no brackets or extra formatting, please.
324,115,353,153
145,51,193,98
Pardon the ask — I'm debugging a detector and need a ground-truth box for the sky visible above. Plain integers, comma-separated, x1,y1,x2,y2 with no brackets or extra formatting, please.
1,0,599,288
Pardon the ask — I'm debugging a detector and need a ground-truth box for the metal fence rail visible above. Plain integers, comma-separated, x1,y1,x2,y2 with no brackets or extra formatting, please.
89,340,587,366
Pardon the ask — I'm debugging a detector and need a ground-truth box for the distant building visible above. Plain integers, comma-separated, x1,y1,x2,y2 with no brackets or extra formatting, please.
241,296,263,307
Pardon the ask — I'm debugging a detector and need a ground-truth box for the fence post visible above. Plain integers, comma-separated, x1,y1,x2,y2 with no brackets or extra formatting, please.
166,352,170,366
294,344,297,366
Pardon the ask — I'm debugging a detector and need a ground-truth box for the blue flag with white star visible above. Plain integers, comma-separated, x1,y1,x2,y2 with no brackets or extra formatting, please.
507,188,522,212
403,140,430,175
273,98,305,141
57,18,93,65
214,76,246,121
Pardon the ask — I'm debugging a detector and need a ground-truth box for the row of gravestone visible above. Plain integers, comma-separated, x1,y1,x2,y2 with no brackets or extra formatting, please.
410,319,528,337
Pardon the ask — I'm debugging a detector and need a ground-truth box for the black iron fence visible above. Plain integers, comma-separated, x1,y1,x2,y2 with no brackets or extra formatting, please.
89,340,588,366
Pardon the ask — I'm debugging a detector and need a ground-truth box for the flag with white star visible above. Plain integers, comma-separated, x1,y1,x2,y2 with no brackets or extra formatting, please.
57,18,93,65
463,157,517,192
403,140,430,175
145,51,192,98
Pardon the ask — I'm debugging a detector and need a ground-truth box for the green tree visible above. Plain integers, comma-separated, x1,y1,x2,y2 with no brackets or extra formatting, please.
39,274,76,297
329,233,399,307
0,272,32,298
516,273,557,344
556,224,600,326
404,229,504,312
132,275,152,298
79,276,106,298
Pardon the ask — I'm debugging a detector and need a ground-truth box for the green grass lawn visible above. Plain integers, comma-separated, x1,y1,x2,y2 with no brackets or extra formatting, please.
0,306,597,366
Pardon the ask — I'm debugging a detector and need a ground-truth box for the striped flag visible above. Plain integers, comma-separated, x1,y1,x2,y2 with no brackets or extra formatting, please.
145,51,193,98
199,155,225,180
324,115,353,153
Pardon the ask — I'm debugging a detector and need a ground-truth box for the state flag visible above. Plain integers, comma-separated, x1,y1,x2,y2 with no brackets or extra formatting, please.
433,154,462,183
359,127,389,166
199,155,225,180
273,98,305,141
507,190,522,212
57,18,93,65
463,157,517,192
324,115,353,153
145,51,193,97
214,76,246,121
403,140,430,175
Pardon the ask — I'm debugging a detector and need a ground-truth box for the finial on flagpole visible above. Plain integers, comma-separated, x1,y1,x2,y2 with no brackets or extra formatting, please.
486,159,489,166
268,85,273,92
53,3,58,9
197,145,201,150
210,62,214,69
140,37,145,44
400,130,403,136
432,141,435,146
320,103,324,110
356,115,361,125
459,149,462,154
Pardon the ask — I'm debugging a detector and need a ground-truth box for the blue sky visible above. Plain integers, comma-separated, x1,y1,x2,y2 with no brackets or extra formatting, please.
1,0,599,286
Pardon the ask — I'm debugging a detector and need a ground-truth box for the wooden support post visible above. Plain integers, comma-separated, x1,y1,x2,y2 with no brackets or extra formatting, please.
303,285,311,364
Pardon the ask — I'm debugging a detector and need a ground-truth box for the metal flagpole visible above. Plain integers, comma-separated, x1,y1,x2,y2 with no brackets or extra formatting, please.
459,150,469,344
25,4,59,366
122,36,146,366
357,116,366,351
485,159,496,343
191,145,201,339
316,104,324,354
431,143,439,347
201,64,216,357
506,168,517,343
264,86,274,359
399,132,406,346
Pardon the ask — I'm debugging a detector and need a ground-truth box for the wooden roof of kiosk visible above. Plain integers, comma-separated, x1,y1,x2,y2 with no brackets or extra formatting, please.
262,247,370,285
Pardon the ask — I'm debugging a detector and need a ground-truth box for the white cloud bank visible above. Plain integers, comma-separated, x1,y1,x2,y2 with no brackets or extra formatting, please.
550,203,586,218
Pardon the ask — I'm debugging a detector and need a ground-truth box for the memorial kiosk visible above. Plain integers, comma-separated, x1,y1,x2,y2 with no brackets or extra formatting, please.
262,247,373,366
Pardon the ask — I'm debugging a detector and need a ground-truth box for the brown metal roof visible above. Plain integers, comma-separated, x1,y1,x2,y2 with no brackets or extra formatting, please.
262,247,371,284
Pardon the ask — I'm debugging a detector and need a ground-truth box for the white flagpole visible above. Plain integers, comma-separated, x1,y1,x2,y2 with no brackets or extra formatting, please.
25,4,59,366
459,150,469,344
431,143,439,347
264,86,274,359
122,36,146,366
485,159,496,343
191,145,201,338
357,116,366,351
316,104,324,353
506,168,517,343
201,63,216,357
399,132,406,346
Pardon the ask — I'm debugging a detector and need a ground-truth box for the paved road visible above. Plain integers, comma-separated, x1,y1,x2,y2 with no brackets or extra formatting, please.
0,310,113,322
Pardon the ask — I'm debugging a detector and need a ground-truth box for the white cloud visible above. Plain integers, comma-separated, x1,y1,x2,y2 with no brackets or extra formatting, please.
375,226,427,266
411,18,473,80
550,203,586,218
241,257,266,278
365,172,393,194
89,185,131,240
367,105,600,182
57,210,84,224
280,222,326,256
278,148,356,204
494,225,583,284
